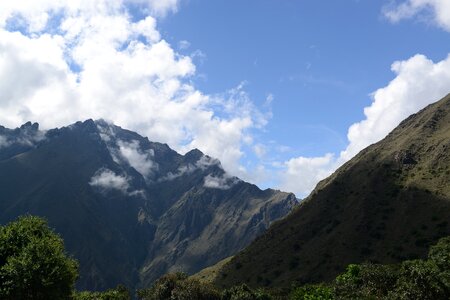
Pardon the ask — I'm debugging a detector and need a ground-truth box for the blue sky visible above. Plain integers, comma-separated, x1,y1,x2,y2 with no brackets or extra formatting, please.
0,0,449,197
161,0,448,156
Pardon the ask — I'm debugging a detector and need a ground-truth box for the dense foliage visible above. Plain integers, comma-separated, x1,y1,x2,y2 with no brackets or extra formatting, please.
75,284,131,300
137,272,221,300
1,215,448,300
137,273,273,300
0,216,78,300
290,236,450,300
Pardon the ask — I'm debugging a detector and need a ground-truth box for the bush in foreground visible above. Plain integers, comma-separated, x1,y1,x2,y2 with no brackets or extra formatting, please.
289,284,333,300
137,272,221,300
75,284,131,300
0,216,78,300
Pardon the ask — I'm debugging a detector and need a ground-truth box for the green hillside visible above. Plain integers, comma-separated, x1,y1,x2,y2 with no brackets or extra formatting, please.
215,94,450,288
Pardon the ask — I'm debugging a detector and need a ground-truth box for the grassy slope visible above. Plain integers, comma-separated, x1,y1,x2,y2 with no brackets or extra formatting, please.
215,94,450,288
190,256,233,284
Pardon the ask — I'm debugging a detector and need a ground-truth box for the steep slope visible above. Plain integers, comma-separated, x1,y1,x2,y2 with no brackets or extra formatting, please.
215,94,450,288
0,120,297,291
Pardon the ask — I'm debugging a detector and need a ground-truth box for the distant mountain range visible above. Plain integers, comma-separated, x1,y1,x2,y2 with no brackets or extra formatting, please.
0,119,297,291
215,94,450,288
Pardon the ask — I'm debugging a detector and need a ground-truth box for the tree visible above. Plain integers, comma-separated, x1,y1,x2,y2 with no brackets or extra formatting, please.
0,215,78,300
389,259,446,300
75,284,131,300
137,272,221,300
221,284,272,300
289,284,333,300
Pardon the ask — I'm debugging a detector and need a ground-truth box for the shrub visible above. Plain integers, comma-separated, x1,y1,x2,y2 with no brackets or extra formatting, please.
428,236,450,294
389,260,448,300
137,272,220,300
221,284,272,300
75,284,131,300
289,284,333,300
334,263,399,299
0,216,78,300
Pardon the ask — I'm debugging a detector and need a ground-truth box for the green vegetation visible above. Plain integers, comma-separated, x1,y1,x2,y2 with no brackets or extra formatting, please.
289,284,333,300
137,273,273,300
1,215,449,299
215,95,450,289
138,236,450,299
289,236,450,299
74,285,131,300
0,216,78,300
137,272,221,300
221,284,272,300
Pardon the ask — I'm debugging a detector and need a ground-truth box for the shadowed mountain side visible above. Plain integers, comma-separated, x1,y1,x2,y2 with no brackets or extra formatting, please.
215,93,450,288
0,121,154,290
141,185,295,285
0,119,297,291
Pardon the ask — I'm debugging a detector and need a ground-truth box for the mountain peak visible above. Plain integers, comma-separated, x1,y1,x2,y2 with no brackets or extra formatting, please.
19,121,39,131
184,148,204,162
0,118,296,291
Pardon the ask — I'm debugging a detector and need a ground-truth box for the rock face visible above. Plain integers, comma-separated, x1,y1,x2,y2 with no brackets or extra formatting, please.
215,94,450,288
0,119,297,291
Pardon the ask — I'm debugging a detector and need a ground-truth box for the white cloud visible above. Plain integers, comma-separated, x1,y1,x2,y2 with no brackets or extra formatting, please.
0,0,265,183
131,0,180,17
341,54,450,161
178,40,190,50
89,168,130,193
0,135,10,149
203,173,239,190
280,54,450,197
159,164,196,181
118,140,158,178
196,155,221,170
384,0,450,32
0,123,45,149
159,154,220,181
253,144,266,158
280,154,335,197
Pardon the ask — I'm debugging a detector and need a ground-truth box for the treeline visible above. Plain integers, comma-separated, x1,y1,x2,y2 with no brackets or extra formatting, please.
290,234,449,299
1,216,449,299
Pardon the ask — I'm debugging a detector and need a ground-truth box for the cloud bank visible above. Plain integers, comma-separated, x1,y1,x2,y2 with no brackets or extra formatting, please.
2,0,449,199
118,140,158,178
384,0,450,32
204,173,240,190
0,0,266,181
89,168,130,193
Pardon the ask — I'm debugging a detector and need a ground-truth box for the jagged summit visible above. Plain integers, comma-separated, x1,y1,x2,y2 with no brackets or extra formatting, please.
184,148,205,161
19,121,39,131
0,119,297,291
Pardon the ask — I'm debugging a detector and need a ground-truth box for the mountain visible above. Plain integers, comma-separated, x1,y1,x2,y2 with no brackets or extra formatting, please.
214,94,450,288
0,119,297,291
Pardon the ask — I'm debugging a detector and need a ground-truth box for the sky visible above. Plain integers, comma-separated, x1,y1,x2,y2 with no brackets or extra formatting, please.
0,0,449,198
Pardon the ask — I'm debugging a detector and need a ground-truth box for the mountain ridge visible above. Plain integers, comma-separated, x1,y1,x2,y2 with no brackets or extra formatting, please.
0,119,297,290
214,93,450,288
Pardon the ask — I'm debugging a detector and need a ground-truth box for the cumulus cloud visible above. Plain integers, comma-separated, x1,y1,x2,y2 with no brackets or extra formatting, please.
118,140,158,178
0,123,45,149
159,154,220,181
281,54,450,197
0,0,266,182
89,168,130,193
280,154,336,197
203,173,240,190
384,0,450,32
132,0,180,17
253,144,266,158
0,136,10,149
